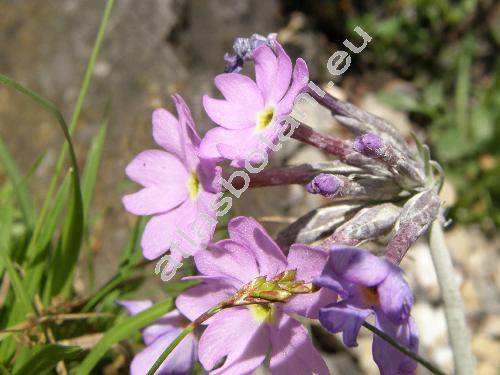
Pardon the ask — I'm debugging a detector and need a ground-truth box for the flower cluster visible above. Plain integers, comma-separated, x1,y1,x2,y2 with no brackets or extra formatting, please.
122,34,444,375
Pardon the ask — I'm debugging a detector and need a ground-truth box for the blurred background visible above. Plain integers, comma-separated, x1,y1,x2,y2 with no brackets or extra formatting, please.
0,0,498,373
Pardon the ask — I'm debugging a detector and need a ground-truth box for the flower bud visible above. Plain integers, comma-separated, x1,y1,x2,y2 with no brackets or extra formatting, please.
323,203,402,246
386,189,441,264
353,133,384,157
224,33,277,72
306,173,341,197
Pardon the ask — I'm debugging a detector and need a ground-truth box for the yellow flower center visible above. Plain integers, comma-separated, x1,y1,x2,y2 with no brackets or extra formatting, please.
186,171,200,200
256,106,275,131
249,304,275,324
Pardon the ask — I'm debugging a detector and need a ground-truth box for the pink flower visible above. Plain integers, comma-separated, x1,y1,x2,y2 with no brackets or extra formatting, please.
118,300,197,375
176,216,336,375
200,43,309,167
123,95,221,261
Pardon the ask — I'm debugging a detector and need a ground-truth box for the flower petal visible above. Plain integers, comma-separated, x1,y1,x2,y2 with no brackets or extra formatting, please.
140,200,198,260
172,94,201,148
175,278,235,322
373,314,419,375
143,310,190,346
319,301,372,347
195,239,259,286
122,185,187,216
269,313,329,375
198,307,269,375
125,150,188,188
323,245,391,287
116,300,152,316
214,73,263,109
199,126,256,160
377,266,414,325
130,329,197,375
283,288,337,319
254,44,278,101
203,95,259,130
228,216,287,278
269,43,292,103
152,108,184,158
286,244,328,282
278,57,309,115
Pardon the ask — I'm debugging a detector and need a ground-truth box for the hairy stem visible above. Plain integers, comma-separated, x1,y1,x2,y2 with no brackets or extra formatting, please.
429,220,474,374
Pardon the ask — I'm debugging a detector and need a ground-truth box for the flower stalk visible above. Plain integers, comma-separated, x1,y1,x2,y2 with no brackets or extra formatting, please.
429,220,474,375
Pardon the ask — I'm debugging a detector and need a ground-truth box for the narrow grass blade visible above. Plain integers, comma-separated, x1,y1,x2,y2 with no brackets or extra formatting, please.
82,103,109,218
0,136,36,229
0,251,33,315
77,298,173,374
82,218,144,312
12,344,83,375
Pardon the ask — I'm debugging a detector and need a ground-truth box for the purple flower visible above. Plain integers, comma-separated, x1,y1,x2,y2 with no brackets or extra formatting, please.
315,246,419,375
306,173,341,197
122,95,221,260
176,216,336,375
118,300,197,375
200,43,309,167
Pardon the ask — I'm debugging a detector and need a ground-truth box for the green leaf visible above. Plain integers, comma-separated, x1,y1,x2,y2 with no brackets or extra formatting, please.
0,251,33,315
78,298,173,374
0,136,36,230
82,103,109,218
12,344,83,375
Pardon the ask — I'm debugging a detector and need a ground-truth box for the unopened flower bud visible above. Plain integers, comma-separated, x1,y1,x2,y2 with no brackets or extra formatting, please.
224,33,277,72
353,133,384,157
306,173,341,197
323,203,402,246
386,189,441,264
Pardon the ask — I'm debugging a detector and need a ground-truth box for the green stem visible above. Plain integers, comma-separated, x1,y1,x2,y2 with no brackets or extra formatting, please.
146,324,195,375
146,304,225,375
362,322,445,375
429,220,474,374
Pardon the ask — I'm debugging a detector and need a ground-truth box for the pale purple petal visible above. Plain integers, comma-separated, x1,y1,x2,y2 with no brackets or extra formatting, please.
140,200,197,260
143,310,189,346
172,94,201,148
122,186,187,216
373,315,419,375
253,44,278,101
228,216,287,278
283,288,338,319
117,300,152,316
377,267,414,325
319,301,372,347
268,43,292,103
286,244,328,282
199,126,256,160
198,307,269,375
203,95,260,130
124,150,188,188
278,58,309,115
152,108,184,159
130,329,197,375
323,245,391,287
194,239,259,286
175,278,235,322
214,73,264,109
269,313,329,375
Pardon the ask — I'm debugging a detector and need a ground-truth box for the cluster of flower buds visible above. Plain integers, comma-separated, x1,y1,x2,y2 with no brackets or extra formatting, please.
277,87,443,266
122,33,446,375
